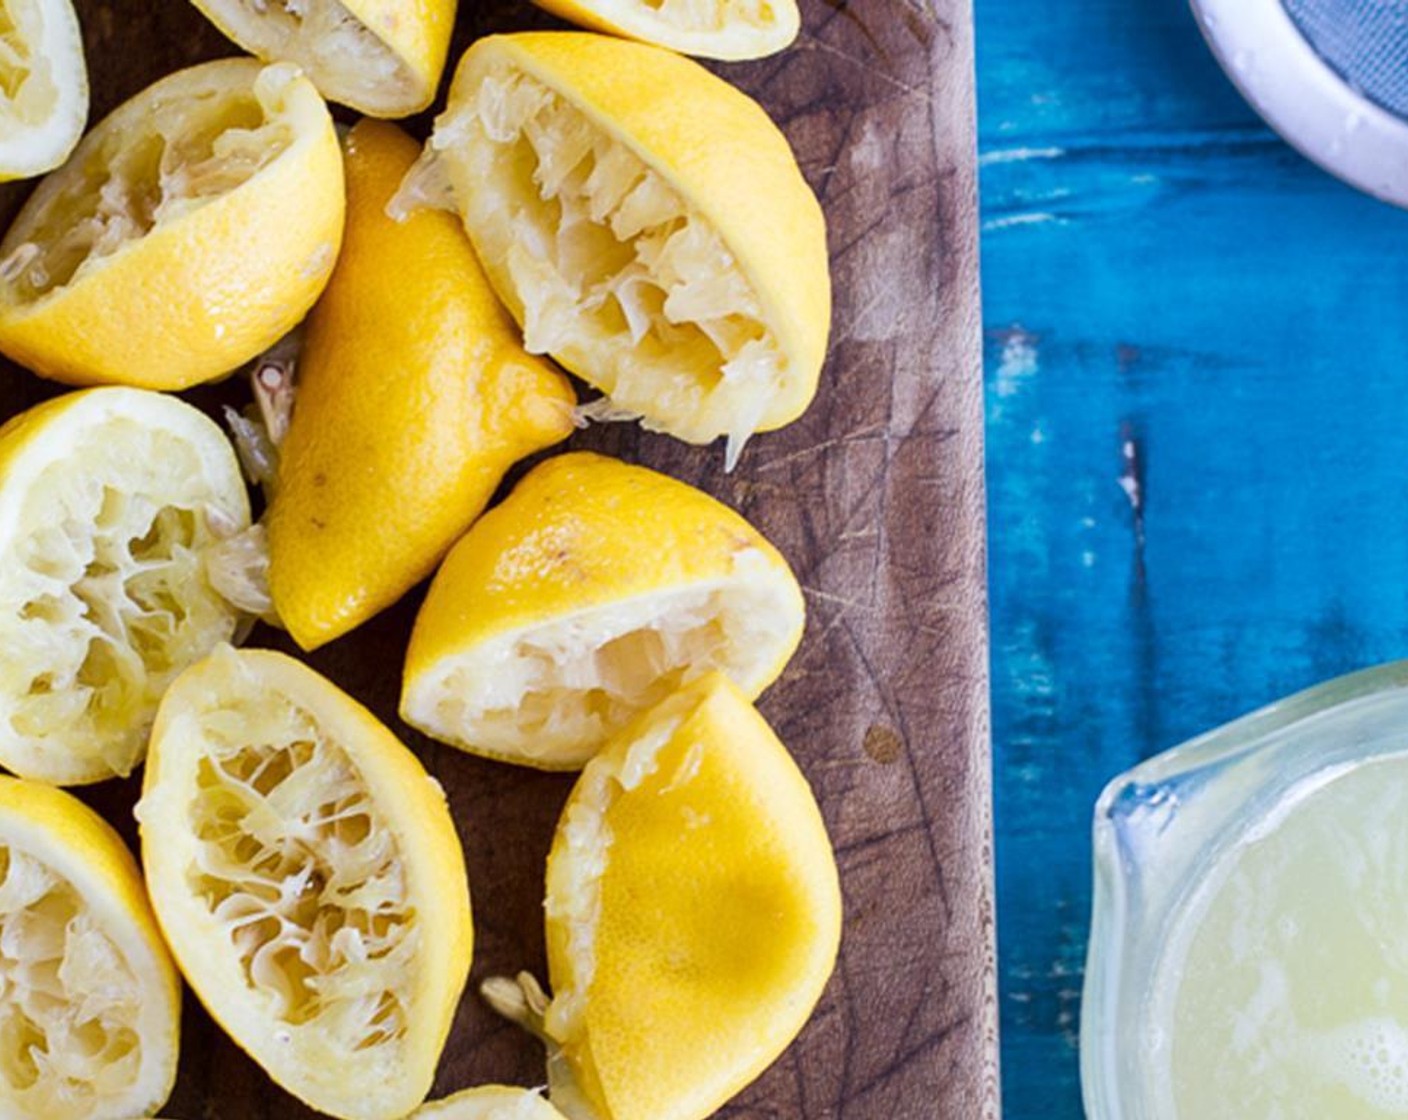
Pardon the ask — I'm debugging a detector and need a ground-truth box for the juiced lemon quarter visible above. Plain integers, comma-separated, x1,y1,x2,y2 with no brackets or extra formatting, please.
0,777,180,1120
268,118,574,651
0,387,251,785
140,646,472,1120
401,451,805,770
489,674,841,1120
420,32,829,466
0,59,343,390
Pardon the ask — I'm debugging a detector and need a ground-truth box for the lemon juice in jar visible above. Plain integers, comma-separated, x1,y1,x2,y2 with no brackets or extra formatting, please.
1082,665,1408,1120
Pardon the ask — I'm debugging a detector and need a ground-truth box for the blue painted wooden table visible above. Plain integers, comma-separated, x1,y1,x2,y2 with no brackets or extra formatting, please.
978,1,1408,1115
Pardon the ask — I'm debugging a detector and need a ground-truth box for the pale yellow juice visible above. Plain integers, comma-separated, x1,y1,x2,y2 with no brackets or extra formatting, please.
1150,755,1408,1118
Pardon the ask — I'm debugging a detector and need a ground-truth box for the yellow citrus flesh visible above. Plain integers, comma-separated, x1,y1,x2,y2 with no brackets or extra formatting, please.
0,387,251,785
139,646,473,1120
0,0,87,180
426,32,829,465
268,119,575,652
0,777,180,1120
541,674,841,1120
401,451,805,770
0,58,343,390
186,0,454,116
414,1086,569,1119
529,0,798,61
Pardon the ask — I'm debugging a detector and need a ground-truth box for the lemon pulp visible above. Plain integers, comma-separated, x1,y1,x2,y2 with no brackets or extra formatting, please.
535,0,795,59
181,674,418,1053
611,0,779,37
196,0,418,113
0,64,297,301
0,0,86,180
0,1,62,131
0,395,250,784
0,845,146,1116
430,62,788,465
414,1086,568,1119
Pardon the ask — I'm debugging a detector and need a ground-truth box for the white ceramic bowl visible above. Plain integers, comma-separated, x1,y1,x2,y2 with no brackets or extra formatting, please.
1191,0,1408,209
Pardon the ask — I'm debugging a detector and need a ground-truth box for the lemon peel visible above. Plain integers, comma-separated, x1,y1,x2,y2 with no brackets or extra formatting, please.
266,119,575,650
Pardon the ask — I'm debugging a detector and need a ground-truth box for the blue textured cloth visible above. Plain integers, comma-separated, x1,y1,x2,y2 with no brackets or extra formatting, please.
1283,0,1408,119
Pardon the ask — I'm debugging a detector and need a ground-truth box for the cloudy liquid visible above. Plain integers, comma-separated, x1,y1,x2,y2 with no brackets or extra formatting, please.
1151,755,1408,1118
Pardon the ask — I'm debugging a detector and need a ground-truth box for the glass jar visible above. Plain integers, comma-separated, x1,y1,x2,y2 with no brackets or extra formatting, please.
1081,662,1408,1118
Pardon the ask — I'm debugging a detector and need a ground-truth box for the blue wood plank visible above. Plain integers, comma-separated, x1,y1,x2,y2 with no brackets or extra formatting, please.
978,1,1408,1115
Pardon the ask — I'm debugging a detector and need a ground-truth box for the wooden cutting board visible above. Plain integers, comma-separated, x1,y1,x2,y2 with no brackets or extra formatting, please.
0,1,994,1116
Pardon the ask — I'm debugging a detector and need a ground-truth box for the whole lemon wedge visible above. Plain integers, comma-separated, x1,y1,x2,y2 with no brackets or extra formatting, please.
139,645,472,1120
528,0,798,61
267,118,575,652
420,32,829,467
415,1087,568,1118
0,0,87,180
0,387,252,785
487,674,841,1120
0,776,180,1120
0,58,343,390
186,0,455,117
401,451,805,770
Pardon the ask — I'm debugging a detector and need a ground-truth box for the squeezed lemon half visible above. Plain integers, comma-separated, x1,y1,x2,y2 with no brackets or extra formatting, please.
140,646,472,1120
267,118,575,651
490,674,841,1120
0,777,180,1120
401,451,805,770
0,0,87,180
415,1086,569,1119
419,32,829,466
186,0,454,116
529,0,799,61
0,387,252,785
0,58,343,390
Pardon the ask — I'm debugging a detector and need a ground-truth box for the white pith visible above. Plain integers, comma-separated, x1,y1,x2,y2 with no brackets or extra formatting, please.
0,63,300,301
0,0,85,177
161,650,419,1094
200,0,417,113
0,395,250,783
0,2,55,129
0,841,156,1120
403,550,799,768
203,521,275,621
430,63,789,464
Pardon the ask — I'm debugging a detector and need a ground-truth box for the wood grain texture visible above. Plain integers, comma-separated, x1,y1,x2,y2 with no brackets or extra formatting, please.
980,0,1408,1115
2,1,993,1116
